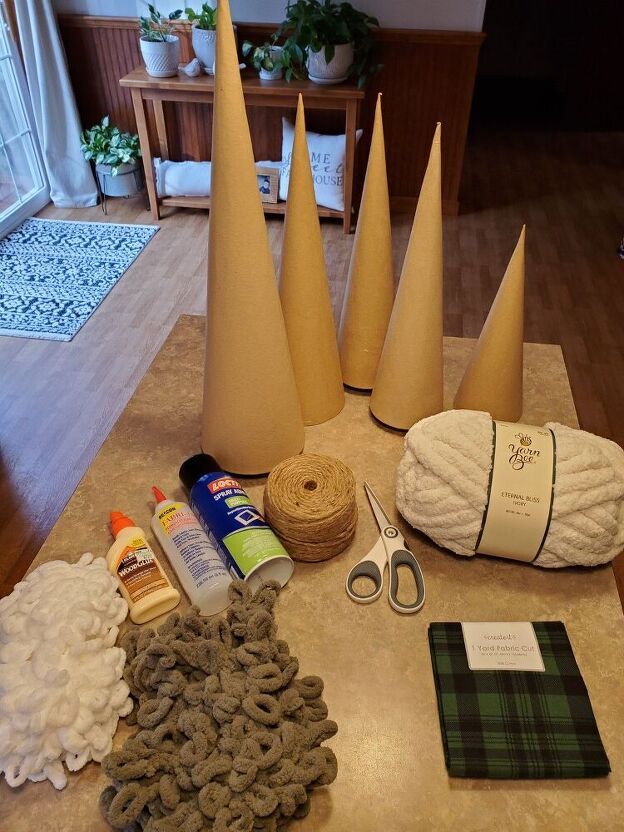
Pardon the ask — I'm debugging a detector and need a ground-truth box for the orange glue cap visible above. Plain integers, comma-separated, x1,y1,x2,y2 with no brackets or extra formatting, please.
110,511,135,538
152,486,167,504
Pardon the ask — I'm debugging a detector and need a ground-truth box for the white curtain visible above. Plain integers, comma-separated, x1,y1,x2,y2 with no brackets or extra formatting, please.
14,0,97,207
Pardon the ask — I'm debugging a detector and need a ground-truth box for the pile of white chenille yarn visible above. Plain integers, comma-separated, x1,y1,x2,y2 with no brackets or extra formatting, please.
396,410,624,568
0,554,131,789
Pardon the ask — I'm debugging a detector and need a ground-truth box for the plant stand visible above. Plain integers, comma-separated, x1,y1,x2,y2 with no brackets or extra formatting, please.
95,167,147,215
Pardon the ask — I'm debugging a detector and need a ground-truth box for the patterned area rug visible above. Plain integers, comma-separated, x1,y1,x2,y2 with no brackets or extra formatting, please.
0,218,158,341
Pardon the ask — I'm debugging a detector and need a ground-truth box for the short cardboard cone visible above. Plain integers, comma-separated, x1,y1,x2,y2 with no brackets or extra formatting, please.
279,94,344,425
338,94,394,390
370,123,443,430
454,226,526,421
202,0,304,474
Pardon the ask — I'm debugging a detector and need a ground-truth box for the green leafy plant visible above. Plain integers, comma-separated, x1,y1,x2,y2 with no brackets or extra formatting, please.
242,39,302,81
243,37,305,82
275,0,380,88
185,3,217,29
139,3,182,42
80,116,142,175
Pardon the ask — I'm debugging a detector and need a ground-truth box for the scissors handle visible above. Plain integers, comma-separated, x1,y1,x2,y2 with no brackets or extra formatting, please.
345,558,383,604
388,549,426,614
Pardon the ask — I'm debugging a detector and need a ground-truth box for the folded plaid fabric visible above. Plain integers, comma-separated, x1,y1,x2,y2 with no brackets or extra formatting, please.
428,622,610,778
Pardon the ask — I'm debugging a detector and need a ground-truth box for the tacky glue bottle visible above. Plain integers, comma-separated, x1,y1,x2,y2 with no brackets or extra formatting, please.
107,511,180,624
179,454,294,590
150,486,232,615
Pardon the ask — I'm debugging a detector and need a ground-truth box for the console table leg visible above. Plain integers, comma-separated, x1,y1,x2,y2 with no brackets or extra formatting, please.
131,88,160,221
343,99,358,234
153,99,170,161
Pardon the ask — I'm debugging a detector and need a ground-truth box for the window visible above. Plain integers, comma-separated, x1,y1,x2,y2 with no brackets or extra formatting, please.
0,0,48,238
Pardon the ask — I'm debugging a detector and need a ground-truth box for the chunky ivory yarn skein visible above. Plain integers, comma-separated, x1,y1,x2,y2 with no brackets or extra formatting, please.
396,410,624,568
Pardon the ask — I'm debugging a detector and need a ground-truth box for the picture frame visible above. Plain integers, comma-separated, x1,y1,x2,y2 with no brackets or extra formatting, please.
255,165,279,204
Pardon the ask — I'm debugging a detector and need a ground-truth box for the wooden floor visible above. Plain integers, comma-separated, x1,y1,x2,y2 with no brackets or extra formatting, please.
1,127,624,600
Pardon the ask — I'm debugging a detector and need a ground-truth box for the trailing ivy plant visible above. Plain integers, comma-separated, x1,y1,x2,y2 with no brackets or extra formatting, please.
275,0,380,88
139,3,183,42
185,3,217,29
80,116,142,175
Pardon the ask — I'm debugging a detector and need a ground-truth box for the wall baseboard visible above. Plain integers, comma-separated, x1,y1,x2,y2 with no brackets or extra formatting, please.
57,14,483,213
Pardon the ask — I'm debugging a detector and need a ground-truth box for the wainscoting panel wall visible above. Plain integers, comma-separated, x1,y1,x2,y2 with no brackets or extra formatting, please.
58,15,484,214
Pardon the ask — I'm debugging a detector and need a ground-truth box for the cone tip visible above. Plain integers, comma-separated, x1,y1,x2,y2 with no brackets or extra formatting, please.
515,225,527,251
217,0,231,27
295,93,305,124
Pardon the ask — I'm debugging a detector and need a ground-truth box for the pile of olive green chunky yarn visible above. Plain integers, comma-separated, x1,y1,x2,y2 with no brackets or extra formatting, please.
100,581,337,832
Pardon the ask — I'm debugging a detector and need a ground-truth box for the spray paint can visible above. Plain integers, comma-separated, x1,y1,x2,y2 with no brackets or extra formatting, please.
179,454,294,590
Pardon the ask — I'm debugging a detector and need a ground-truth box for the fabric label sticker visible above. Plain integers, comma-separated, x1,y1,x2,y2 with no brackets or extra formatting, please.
461,622,545,672
476,420,555,562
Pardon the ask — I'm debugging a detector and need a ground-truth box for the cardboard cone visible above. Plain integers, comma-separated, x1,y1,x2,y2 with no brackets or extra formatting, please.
278,94,344,425
202,0,304,474
369,123,443,430
454,227,526,421
338,94,394,390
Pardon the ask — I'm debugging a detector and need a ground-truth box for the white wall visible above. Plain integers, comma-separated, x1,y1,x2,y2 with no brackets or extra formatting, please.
53,0,487,32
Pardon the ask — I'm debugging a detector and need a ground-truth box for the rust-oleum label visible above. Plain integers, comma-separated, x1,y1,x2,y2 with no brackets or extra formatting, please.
116,537,168,602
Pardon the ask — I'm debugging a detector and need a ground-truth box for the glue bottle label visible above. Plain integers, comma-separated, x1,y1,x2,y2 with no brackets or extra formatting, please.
189,474,291,580
115,538,168,603
156,502,228,588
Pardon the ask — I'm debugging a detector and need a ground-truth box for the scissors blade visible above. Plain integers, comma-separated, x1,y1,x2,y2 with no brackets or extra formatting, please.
364,482,394,533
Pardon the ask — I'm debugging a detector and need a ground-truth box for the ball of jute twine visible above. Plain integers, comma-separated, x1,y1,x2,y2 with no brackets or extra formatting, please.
264,454,357,562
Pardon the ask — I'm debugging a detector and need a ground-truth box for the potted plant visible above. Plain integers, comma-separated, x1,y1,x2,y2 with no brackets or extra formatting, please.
80,116,143,198
276,0,379,88
242,38,302,81
139,3,183,78
186,3,217,72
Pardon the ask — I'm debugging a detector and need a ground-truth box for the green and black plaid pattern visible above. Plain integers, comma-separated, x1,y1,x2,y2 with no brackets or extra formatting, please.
428,622,610,778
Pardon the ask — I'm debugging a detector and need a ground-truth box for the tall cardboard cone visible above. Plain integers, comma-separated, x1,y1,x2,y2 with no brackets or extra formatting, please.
338,94,394,390
202,0,304,474
278,94,344,425
454,227,526,421
369,123,443,430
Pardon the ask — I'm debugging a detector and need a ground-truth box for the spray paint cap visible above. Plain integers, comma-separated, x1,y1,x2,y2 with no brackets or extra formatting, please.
110,511,135,538
179,454,222,492
151,486,168,504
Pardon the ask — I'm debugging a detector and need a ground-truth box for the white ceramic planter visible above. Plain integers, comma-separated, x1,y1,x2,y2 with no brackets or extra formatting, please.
259,47,283,81
95,162,143,197
306,42,354,84
192,24,216,71
139,35,180,78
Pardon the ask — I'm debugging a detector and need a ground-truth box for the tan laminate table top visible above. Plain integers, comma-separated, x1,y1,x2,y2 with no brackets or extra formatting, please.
2,315,623,831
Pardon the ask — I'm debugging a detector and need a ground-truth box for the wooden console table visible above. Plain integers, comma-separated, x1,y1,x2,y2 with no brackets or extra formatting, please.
120,68,364,233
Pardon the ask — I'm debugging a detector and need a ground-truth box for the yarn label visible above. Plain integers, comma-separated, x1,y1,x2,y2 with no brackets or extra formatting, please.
476,421,555,562
461,622,545,672
116,539,168,602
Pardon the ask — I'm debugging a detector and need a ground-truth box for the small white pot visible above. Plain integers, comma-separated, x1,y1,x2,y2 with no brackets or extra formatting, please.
259,66,283,80
259,47,283,81
192,24,216,70
306,42,354,84
96,162,143,197
140,35,180,78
